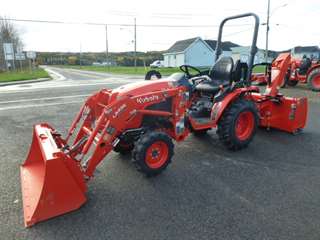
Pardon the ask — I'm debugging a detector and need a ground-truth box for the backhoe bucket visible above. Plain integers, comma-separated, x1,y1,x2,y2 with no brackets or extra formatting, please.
20,124,87,227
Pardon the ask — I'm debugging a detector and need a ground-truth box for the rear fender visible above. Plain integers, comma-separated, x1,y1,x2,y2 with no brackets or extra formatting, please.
307,64,320,77
211,87,259,125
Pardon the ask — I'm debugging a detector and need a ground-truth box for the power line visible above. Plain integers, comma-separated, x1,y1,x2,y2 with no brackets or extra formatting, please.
224,28,253,37
4,17,253,28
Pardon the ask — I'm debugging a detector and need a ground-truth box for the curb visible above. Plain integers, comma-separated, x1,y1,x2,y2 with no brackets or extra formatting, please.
0,78,51,87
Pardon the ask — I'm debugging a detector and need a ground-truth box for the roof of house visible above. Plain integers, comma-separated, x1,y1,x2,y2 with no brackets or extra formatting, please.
231,46,278,57
292,46,320,53
204,40,240,51
165,37,240,54
165,37,199,53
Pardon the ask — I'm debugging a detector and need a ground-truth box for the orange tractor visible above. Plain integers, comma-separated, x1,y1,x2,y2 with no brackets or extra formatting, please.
285,56,320,91
20,13,308,227
251,54,320,91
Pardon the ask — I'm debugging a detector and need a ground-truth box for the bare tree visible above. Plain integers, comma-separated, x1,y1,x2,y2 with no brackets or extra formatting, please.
0,17,23,71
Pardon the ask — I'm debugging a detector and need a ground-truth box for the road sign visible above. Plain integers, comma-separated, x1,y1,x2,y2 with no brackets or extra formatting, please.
26,51,36,59
16,52,26,60
16,46,25,60
3,43,14,60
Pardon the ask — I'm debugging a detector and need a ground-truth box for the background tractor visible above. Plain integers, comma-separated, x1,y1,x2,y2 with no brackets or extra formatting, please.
251,54,320,91
286,55,320,91
20,13,308,227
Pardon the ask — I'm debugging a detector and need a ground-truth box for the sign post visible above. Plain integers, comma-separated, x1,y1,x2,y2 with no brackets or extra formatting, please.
26,51,36,72
16,46,25,71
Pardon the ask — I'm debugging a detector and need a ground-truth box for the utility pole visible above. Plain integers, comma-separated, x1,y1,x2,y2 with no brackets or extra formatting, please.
105,24,109,69
79,43,82,68
265,0,271,63
134,18,137,71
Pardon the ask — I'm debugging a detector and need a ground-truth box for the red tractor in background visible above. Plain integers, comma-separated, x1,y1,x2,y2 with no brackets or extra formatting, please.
286,56,320,91
251,54,320,91
20,13,308,227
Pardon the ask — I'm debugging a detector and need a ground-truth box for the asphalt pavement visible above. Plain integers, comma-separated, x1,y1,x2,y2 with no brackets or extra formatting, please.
0,67,319,240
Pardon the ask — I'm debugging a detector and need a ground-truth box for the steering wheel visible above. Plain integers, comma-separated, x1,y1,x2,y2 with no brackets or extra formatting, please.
179,65,202,78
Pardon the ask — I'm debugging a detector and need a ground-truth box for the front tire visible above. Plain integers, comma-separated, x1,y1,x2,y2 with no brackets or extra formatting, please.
307,67,320,91
217,99,258,151
192,128,210,136
280,70,290,88
286,78,299,87
113,141,134,155
145,70,162,80
132,131,174,177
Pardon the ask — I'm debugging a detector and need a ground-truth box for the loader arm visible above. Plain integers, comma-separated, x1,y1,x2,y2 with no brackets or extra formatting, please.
20,85,188,227
65,87,185,178
264,52,291,97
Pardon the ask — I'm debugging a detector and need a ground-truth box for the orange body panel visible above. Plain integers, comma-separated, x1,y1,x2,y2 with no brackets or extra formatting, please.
251,73,268,84
252,94,308,133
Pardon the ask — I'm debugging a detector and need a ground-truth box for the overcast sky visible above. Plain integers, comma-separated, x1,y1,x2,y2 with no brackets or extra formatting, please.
1,0,320,52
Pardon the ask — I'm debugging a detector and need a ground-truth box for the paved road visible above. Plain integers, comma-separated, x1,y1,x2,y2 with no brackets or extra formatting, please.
0,67,319,240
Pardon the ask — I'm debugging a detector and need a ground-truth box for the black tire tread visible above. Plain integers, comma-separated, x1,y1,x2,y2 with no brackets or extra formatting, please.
113,142,134,155
132,131,174,177
145,70,162,80
286,79,299,87
307,67,320,91
217,99,258,151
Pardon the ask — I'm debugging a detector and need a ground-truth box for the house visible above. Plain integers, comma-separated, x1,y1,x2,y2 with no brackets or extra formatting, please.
231,46,278,64
291,46,320,60
163,37,237,67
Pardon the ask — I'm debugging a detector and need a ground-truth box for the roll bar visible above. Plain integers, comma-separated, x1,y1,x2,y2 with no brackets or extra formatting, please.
214,13,260,86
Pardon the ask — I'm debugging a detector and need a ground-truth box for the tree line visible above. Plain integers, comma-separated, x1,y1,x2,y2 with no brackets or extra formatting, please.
36,51,164,67
0,17,24,71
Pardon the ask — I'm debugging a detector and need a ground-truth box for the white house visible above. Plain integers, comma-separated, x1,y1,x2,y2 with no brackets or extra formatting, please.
163,37,234,67
231,46,277,64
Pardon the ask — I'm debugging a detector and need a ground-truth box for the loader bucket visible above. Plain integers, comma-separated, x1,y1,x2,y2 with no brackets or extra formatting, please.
20,124,87,227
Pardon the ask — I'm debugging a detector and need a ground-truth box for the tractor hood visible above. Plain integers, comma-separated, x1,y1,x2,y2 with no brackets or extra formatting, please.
109,79,174,102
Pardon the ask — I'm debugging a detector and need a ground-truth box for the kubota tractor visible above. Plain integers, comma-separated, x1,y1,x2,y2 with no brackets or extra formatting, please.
20,13,308,227
286,56,320,91
251,54,320,91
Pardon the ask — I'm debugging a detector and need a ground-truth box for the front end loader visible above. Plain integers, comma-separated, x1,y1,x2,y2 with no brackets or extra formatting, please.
20,13,308,227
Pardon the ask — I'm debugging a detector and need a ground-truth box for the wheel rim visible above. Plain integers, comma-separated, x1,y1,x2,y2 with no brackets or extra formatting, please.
145,141,169,169
235,111,255,141
312,74,320,89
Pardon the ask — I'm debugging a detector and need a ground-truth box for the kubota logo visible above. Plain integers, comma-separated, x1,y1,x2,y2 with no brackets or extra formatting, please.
136,95,159,104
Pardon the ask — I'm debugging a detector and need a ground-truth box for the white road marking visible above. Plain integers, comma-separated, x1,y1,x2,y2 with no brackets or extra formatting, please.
57,69,104,79
44,67,66,81
54,67,142,79
0,100,83,111
0,94,90,104
0,80,137,94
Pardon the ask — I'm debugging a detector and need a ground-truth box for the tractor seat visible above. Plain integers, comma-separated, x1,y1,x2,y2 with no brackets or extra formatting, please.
195,57,234,94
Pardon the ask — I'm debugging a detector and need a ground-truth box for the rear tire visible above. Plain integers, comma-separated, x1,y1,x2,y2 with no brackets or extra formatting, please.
145,70,162,80
286,79,299,87
280,70,290,88
132,131,174,177
307,67,320,91
217,99,258,151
